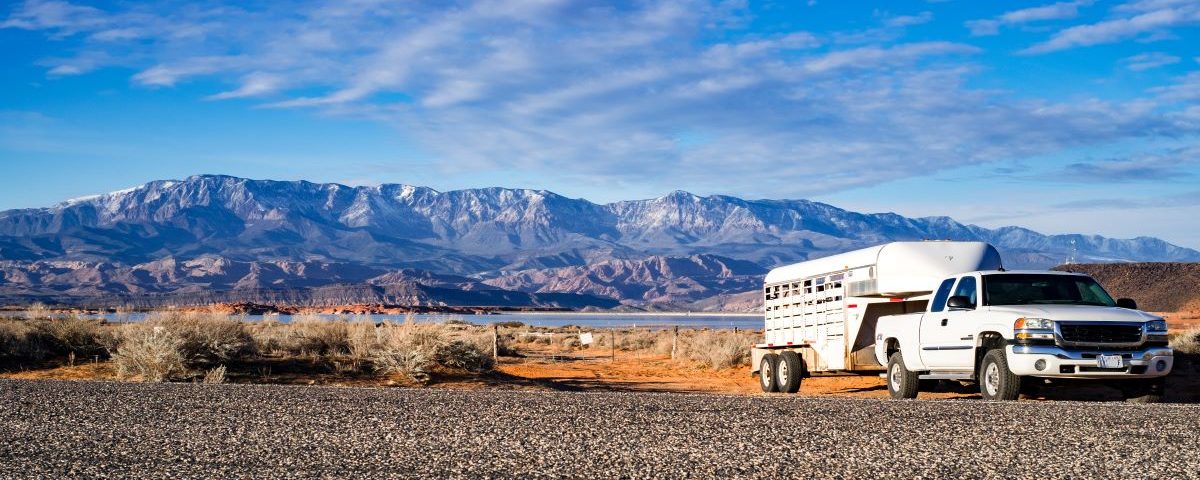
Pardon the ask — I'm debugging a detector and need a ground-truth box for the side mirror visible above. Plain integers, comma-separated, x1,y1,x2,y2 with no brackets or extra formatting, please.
1116,298,1138,310
947,296,974,310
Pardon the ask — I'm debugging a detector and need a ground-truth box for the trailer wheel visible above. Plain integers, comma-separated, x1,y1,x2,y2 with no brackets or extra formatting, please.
1120,379,1165,403
979,349,1020,401
759,354,780,393
777,351,803,394
887,352,919,399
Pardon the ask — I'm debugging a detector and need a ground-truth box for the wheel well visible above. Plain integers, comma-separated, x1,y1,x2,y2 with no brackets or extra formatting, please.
885,338,900,359
974,331,1006,373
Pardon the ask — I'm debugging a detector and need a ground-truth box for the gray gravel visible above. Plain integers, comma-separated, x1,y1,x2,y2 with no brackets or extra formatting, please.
1,380,1198,479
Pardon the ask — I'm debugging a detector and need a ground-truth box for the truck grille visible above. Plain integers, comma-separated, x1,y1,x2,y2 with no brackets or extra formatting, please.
1058,323,1142,345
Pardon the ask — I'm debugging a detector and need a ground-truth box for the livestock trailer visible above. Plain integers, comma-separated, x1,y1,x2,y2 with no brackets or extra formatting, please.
752,241,1003,391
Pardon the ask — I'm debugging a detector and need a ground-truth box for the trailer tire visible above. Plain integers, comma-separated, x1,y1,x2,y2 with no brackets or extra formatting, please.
979,349,1020,401
759,354,780,393
887,352,919,399
777,351,803,394
1120,379,1165,403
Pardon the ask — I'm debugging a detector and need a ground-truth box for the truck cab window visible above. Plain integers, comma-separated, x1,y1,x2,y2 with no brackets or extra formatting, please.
953,276,977,308
930,278,955,312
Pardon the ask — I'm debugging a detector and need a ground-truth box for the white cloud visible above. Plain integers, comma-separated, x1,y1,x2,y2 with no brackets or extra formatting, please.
800,42,978,74
1122,51,1181,70
133,56,242,87
207,72,284,100
1151,71,1200,101
884,11,934,28
0,0,107,32
1024,1,1200,53
966,1,1092,36
5,0,1200,200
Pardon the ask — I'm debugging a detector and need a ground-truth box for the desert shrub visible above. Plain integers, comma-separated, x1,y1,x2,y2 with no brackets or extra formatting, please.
23,303,50,320
616,329,672,353
112,324,187,382
0,319,41,361
370,324,444,383
370,323,494,383
1170,327,1200,355
495,321,525,328
202,365,227,384
679,330,754,369
34,316,118,358
436,340,494,372
560,335,582,349
143,313,254,364
285,316,350,356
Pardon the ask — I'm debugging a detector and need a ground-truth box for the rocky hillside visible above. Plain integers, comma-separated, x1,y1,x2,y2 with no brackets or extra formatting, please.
0,258,616,309
1054,263,1200,312
485,254,764,305
1,175,1197,308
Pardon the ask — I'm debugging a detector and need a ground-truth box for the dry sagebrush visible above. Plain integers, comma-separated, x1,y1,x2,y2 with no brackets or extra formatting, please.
1171,327,1200,355
0,316,115,364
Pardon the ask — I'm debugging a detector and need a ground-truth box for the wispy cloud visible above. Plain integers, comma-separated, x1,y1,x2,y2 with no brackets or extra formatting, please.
4,0,1200,199
1122,51,1182,70
965,1,1092,36
1059,146,1199,181
1023,0,1200,53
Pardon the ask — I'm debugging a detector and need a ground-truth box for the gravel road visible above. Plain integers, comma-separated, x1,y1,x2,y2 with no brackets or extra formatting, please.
1,379,1197,479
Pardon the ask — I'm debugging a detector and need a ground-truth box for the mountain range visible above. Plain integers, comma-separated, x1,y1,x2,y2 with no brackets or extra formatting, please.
0,174,1196,310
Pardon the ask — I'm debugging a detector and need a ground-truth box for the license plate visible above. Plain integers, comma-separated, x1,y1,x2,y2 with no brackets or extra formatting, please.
1097,355,1124,369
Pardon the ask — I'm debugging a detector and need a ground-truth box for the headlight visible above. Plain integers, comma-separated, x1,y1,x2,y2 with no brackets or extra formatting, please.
1146,320,1167,333
1015,317,1054,330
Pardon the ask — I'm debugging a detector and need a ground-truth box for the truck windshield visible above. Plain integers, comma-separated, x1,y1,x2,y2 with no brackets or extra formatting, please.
982,274,1117,307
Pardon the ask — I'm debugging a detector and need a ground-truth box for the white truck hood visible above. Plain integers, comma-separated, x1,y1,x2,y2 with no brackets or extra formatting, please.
985,305,1160,322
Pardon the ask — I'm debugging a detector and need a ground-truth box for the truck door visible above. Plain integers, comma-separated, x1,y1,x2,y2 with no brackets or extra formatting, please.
919,276,978,370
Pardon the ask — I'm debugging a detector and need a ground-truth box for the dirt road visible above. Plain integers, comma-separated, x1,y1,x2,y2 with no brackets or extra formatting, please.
2,379,1197,479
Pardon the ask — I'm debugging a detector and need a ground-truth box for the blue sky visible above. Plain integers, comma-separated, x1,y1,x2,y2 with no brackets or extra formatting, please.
2,0,1199,248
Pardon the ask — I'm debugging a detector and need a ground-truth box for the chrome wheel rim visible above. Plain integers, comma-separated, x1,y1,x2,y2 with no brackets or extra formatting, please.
760,360,772,387
889,363,901,391
984,363,999,397
777,359,790,387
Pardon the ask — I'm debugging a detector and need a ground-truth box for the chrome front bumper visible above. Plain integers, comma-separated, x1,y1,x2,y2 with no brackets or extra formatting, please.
1007,345,1173,378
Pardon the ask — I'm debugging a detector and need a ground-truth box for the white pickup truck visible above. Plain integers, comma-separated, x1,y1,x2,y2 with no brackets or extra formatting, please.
875,270,1173,402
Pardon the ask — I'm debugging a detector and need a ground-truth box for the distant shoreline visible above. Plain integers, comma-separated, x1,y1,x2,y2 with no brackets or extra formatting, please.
499,311,760,317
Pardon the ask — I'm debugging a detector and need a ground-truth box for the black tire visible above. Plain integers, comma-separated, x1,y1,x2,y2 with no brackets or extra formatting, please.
979,349,1021,401
887,352,919,399
759,354,780,393
777,351,804,394
1121,379,1165,403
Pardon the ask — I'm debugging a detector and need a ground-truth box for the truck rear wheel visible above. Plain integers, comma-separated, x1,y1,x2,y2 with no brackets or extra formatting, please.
979,349,1021,401
777,351,804,394
887,352,919,399
759,354,780,393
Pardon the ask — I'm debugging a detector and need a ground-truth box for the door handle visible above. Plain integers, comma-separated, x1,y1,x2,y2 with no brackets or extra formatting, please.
941,319,948,326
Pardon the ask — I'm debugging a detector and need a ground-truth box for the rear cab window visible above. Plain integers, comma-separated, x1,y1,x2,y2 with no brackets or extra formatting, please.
930,278,955,312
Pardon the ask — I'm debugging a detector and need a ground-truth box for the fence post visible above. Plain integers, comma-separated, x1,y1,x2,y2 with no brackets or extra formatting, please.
671,326,679,360
610,328,616,362
492,324,499,361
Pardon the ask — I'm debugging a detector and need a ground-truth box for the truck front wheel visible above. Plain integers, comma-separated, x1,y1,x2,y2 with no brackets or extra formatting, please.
759,354,780,393
979,349,1021,401
887,352,919,399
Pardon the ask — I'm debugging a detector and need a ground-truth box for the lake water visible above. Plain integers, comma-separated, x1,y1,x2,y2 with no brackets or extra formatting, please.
70,312,763,330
